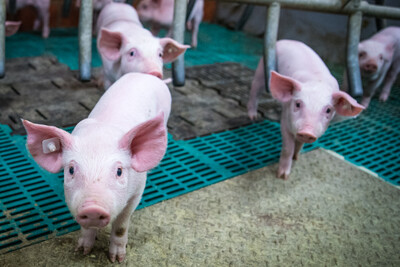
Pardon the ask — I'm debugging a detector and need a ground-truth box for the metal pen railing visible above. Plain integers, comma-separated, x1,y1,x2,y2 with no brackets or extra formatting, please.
172,0,400,96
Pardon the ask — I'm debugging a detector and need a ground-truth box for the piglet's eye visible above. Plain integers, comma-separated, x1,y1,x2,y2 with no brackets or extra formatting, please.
130,51,135,57
69,166,74,175
295,102,301,108
326,108,331,114
117,168,122,177
159,52,163,58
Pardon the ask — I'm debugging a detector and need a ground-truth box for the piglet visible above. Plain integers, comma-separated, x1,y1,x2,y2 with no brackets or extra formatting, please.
75,0,126,30
248,40,364,179
137,0,204,48
7,0,50,38
96,2,189,89
343,26,400,108
22,73,171,263
5,21,21,36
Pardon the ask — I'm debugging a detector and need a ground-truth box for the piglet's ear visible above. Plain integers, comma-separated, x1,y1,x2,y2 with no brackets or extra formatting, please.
119,112,167,173
332,91,365,117
98,28,124,61
269,71,302,102
384,42,395,60
159,38,190,63
5,21,21,37
22,120,72,173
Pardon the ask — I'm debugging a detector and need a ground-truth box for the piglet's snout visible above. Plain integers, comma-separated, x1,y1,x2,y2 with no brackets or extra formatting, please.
296,131,317,143
76,203,110,229
362,62,378,73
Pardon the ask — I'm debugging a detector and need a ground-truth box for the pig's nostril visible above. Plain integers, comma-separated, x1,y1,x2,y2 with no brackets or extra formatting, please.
81,215,88,219
99,215,106,220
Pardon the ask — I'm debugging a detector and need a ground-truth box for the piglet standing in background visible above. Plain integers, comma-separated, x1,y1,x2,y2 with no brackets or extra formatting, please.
96,2,189,89
342,26,400,108
75,0,126,30
248,40,364,179
22,73,171,263
137,0,204,48
5,21,21,36
6,0,50,38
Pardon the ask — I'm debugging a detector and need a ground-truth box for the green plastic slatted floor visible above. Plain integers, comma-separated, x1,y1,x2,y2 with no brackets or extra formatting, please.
1,86,399,253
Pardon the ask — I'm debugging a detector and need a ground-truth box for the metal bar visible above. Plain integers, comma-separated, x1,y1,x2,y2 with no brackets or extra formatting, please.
346,10,363,96
78,0,93,81
216,0,400,20
374,0,386,30
172,0,187,86
235,5,255,31
263,2,280,93
0,0,5,78
9,0,16,15
62,0,72,18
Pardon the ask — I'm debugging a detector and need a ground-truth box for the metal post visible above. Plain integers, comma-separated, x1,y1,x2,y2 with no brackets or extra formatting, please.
9,0,16,15
263,2,280,92
374,0,386,31
78,0,93,81
346,10,363,96
172,0,187,86
235,5,255,31
62,0,72,18
0,0,5,78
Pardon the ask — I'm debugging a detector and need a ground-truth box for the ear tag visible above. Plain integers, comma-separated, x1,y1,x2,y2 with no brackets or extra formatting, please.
42,137,60,154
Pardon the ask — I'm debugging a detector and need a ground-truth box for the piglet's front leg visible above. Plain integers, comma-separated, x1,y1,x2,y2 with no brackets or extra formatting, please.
109,194,142,263
277,126,296,180
109,222,129,263
75,228,97,255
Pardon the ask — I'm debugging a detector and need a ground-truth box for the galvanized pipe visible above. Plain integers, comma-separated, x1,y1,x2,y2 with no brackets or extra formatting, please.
346,10,363,96
9,0,16,15
172,0,187,86
235,5,255,31
0,0,5,78
62,0,72,18
78,0,93,81
216,0,400,20
263,2,280,92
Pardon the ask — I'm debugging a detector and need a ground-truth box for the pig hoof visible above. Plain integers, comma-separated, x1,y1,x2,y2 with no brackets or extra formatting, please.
75,230,97,255
247,111,258,121
276,170,289,180
109,239,127,263
379,94,389,102
75,243,94,255
109,252,126,263
33,19,40,31
42,29,50,39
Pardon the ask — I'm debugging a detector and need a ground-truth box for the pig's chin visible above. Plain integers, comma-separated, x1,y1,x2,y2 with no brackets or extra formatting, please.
361,69,378,79
295,136,317,144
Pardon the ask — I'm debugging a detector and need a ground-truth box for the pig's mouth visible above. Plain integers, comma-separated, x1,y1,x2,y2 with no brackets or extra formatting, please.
148,71,163,79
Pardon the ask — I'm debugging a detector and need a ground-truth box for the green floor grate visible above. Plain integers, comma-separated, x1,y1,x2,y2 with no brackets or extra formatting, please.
1,86,399,253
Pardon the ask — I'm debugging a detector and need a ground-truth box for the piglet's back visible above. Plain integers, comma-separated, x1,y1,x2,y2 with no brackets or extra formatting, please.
88,73,171,130
96,2,141,34
276,40,338,88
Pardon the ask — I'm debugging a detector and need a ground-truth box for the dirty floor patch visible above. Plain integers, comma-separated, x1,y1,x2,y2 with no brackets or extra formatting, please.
0,56,272,138
1,149,399,266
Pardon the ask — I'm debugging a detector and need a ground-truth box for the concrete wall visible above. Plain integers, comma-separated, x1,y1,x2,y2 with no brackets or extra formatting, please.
216,0,400,64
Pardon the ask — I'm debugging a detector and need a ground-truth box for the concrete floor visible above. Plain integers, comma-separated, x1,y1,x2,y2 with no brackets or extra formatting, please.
1,149,399,267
